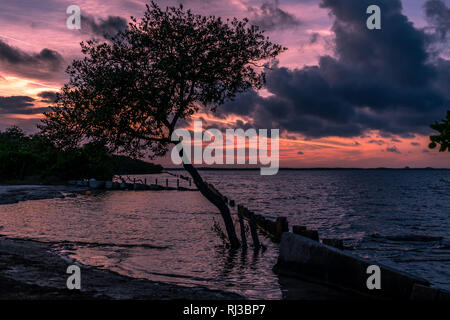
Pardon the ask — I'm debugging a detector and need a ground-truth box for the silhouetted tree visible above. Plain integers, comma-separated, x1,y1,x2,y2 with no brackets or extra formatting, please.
429,110,450,152
39,2,285,248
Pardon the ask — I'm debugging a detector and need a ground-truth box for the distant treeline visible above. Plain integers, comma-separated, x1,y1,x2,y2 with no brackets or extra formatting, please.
110,155,163,175
0,127,162,183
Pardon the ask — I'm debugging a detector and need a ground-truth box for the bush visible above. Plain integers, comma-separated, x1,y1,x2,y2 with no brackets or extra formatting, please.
0,127,161,183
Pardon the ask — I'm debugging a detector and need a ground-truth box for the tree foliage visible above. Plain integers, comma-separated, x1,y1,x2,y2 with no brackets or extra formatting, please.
0,127,113,181
39,2,285,158
429,110,450,152
0,127,161,182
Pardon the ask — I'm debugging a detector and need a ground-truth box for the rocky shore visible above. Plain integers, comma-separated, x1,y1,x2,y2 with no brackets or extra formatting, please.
0,185,86,205
0,236,242,300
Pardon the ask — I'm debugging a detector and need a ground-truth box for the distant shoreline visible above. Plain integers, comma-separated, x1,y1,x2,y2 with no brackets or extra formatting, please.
0,185,85,205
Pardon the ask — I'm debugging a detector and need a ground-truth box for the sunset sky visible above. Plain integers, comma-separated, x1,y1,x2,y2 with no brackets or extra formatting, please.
0,0,449,168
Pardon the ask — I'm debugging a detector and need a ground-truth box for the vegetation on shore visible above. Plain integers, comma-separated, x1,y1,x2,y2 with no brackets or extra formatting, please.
429,110,450,152
0,126,162,184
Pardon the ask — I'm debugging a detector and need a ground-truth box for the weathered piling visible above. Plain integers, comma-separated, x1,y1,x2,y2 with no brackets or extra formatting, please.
292,225,307,234
237,211,248,249
295,229,319,241
292,225,319,242
275,217,289,242
237,204,289,243
249,214,261,249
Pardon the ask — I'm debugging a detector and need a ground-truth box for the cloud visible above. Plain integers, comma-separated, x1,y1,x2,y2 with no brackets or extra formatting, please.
297,151,304,155
248,0,301,31
0,40,64,80
368,140,385,145
0,96,48,115
386,146,401,154
424,0,450,40
411,142,421,146
37,91,57,103
219,0,450,138
309,32,320,44
81,14,128,38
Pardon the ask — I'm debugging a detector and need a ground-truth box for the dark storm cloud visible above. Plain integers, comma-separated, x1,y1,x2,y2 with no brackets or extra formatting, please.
386,146,401,154
37,91,57,103
82,14,128,38
320,0,433,87
369,140,385,146
219,0,450,138
0,40,64,80
424,0,450,40
309,32,320,44
0,96,48,115
248,0,301,31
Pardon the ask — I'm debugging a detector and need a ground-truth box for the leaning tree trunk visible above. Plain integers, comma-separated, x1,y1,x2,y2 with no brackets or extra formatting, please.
182,162,241,249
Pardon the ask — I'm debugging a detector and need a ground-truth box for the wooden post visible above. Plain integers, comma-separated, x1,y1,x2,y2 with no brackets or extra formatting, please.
166,179,168,187
144,178,147,185
189,179,191,187
237,212,248,249
177,179,179,188
275,217,289,242
249,214,260,249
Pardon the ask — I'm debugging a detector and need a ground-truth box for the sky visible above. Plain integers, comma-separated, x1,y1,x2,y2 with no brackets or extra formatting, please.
0,0,449,168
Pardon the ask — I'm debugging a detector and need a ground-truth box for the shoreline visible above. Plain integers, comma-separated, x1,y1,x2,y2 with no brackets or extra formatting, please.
0,185,87,205
0,236,243,300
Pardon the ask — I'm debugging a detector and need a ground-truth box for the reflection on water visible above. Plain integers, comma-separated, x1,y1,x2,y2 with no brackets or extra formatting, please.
0,190,281,299
0,169,450,296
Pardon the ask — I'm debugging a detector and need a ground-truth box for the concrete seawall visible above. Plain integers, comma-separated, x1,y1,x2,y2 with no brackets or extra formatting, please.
274,232,450,300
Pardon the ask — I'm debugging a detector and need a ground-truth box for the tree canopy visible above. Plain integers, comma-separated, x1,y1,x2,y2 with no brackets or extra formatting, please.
429,110,450,152
40,2,284,158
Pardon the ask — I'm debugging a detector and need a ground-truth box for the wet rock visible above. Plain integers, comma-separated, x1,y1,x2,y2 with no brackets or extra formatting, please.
89,179,105,189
